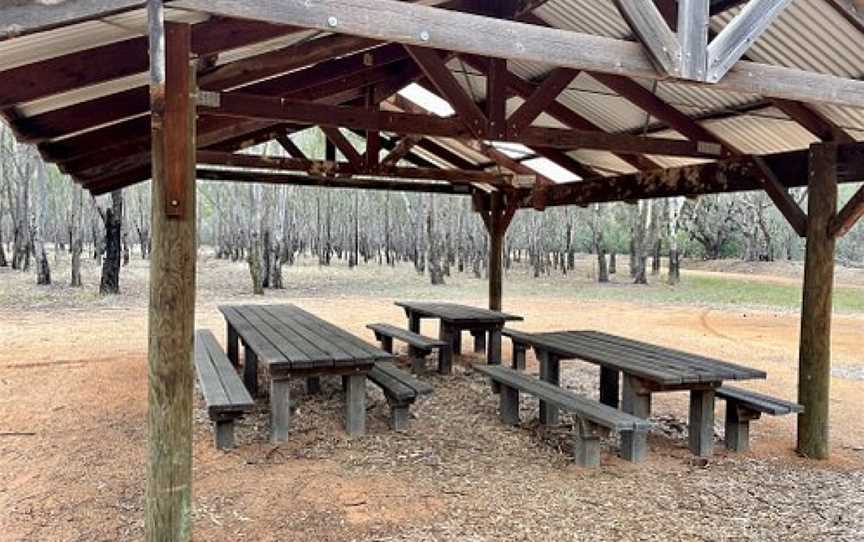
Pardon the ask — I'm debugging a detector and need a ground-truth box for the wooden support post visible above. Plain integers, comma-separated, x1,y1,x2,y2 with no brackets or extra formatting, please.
472,330,487,354
437,323,453,374
305,377,321,395
344,373,367,436
488,197,505,312
270,376,291,442
499,384,521,425
688,389,716,457
511,342,527,371
389,401,411,432
243,344,258,397
452,330,463,356
408,312,421,334
538,349,560,425
145,8,196,542
621,376,652,418
620,429,649,462
379,335,394,354
725,402,761,453
599,366,620,409
573,421,604,468
226,324,239,367
488,327,503,366
797,143,838,460
409,347,427,374
214,420,235,451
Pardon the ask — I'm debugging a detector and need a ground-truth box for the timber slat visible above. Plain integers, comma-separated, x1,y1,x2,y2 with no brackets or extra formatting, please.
395,301,523,324
717,386,803,416
194,330,254,417
221,304,391,372
374,361,434,396
366,323,447,350
368,364,416,402
474,364,651,431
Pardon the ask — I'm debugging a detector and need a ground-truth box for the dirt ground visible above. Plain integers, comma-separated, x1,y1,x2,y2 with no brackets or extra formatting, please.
1,252,862,541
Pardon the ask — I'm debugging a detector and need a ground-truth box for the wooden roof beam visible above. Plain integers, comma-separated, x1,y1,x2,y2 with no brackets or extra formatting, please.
172,0,864,108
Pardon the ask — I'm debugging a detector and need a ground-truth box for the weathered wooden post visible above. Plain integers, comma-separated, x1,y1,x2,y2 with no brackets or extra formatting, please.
488,193,504,312
146,1,197,539
797,143,838,460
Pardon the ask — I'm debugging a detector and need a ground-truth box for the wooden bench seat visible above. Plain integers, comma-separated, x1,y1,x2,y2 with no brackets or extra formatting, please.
502,328,536,370
194,330,254,450
367,323,449,374
368,361,434,431
716,385,803,452
474,364,652,467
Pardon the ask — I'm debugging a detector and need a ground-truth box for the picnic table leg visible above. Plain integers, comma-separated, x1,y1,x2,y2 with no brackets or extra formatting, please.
724,401,760,453
488,327,503,366
452,330,462,356
538,350,560,425
306,377,321,395
243,345,258,397
688,389,716,457
512,342,527,371
226,324,239,367
344,373,367,437
621,376,651,418
599,367,620,409
472,330,487,354
270,376,291,443
438,323,453,375
408,311,421,334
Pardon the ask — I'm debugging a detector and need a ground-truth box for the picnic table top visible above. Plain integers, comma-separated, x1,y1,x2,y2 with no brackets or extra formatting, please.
219,304,393,371
507,329,766,386
395,301,523,325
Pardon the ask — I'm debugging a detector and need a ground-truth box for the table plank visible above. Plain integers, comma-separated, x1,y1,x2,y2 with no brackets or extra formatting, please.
395,301,522,324
219,306,287,366
241,305,334,370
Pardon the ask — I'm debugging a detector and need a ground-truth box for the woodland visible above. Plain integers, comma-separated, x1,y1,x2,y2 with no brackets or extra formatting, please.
2,123,863,295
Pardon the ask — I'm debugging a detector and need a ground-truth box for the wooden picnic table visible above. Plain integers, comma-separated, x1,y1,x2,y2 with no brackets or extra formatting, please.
395,301,523,373
219,304,393,441
508,330,766,457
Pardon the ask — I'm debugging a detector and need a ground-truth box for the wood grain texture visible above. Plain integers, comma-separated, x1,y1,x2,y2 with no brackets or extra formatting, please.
145,14,196,542
797,143,838,460
173,0,864,108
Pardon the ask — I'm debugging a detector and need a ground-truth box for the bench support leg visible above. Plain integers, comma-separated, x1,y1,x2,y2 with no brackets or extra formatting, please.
472,330,487,354
214,419,235,450
243,345,258,397
408,346,429,374
438,324,453,375
227,324,239,368
599,367,620,409
306,377,321,395
452,330,462,356
689,389,716,457
270,376,291,443
499,384,520,425
538,350,560,425
622,376,651,419
380,336,394,354
344,373,367,437
725,402,760,453
389,400,412,432
512,343,527,371
573,422,604,468
620,429,649,463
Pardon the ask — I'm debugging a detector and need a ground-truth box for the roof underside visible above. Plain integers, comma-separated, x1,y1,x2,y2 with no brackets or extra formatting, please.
0,0,863,198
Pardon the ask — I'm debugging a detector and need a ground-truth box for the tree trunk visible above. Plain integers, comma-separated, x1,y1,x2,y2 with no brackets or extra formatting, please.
632,202,648,285
99,190,123,294
667,197,684,285
609,251,617,274
70,185,83,287
32,160,51,285
427,194,445,285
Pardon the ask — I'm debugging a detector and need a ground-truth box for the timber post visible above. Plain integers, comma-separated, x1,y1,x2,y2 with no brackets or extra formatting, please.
797,143,838,460
480,192,517,312
146,2,197,540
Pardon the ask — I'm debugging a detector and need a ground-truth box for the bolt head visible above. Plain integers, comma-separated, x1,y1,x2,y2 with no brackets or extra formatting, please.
420,30,430,42
170,200,179,206
327,16,338,27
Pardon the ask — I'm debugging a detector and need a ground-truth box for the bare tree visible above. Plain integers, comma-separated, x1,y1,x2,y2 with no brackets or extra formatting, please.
31,157,50,285
70,184,83,287
98,190,123,295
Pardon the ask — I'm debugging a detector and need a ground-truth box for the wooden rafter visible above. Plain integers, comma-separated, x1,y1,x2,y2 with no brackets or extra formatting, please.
613,0,682,76
0,0,144,40
677,0,710,80
320,126,364,170
200,91,727,158
486,58,508,140
521,142,864,208
507,68,578,137
405,45,488,137
0,17,298,110
171,0,864,108
381,136,422,167
830,185,864,238
275,133,309,161
706,0,794,83
752,156,808,237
